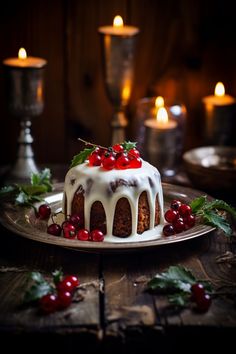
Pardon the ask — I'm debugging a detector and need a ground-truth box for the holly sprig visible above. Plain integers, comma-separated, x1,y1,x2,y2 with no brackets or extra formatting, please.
190,196,236,236
0,168,53,209
147,265,212,307
70,138,137,168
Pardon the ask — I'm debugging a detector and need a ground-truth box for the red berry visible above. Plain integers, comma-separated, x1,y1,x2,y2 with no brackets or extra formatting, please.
128,148,140,158
57,290,72,309
164,209,179,223
173,218,185,233
38,204,51,219
102,155,116,170
195,293,212,313
116,154,130,169
112,144,124,153
170,200,182,211
57,279,74,293
89,153,102,167
63,223,76,239
47,223,62,236
129,157,142,168
179,204,192,217
90,229,104,242
39,293,58,314
163,224,175,236
77,229,90,241
184,214,196,229
69,214,81,228
191,283,205,301
93,147,105,156
63,275,80,288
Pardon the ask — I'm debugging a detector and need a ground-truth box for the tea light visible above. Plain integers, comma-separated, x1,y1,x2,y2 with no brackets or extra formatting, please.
202,82,236,145
98,15,139,36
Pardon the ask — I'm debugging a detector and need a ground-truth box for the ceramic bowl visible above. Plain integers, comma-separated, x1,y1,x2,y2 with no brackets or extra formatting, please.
183,146,236,193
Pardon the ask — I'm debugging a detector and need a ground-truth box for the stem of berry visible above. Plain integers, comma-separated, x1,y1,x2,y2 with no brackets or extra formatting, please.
78,138,108,152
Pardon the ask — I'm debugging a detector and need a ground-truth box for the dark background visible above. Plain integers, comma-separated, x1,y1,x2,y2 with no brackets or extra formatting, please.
0,0,236,166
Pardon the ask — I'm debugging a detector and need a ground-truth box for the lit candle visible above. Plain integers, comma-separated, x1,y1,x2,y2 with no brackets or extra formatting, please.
98,15,139,36
98,16,139,145
144,105,178,176
202,82,236,145
3,48,47,181
3,47,46,68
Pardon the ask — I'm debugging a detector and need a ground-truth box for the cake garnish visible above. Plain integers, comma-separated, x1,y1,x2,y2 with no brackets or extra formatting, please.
70,138,142,170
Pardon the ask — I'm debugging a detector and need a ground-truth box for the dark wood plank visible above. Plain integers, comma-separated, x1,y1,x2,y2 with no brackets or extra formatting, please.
0,227,101,334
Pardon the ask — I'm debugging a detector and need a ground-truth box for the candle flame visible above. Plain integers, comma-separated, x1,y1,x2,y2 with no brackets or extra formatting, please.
18,47,27,59
214,82,225,97
156,107,168,125
113,15,124,27
155,96,164,108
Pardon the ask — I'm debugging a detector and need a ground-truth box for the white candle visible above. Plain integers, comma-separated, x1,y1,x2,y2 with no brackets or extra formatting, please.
144,107,177,130
203,82,235,106
98,15,139,36
3,47,47,68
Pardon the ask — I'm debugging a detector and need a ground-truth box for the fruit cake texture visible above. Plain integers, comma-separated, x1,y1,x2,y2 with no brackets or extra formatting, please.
63,160,164,238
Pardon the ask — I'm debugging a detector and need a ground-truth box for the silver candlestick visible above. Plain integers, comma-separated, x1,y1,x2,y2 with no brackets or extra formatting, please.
98,16,139,145
3,48,47,182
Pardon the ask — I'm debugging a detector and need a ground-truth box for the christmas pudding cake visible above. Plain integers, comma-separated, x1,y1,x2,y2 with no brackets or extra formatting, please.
62,141,164,239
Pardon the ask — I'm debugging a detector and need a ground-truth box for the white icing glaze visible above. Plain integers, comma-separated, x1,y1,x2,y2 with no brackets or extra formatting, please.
62,159,164,238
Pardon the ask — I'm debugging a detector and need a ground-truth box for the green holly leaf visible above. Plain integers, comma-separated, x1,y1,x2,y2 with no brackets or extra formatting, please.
168,292,190,307
70,147,95,168
147,265,196,293
31,168,52,192
121,141,137,152
23,272,54,303
0,185,17,197
203,210,232,236
190,195,207,213
52,269,63,285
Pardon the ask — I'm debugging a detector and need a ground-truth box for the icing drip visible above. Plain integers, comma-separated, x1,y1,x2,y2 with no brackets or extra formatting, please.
63,159,164,238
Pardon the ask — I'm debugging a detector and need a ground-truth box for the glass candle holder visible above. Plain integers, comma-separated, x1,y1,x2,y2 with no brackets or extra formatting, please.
135,97,187,177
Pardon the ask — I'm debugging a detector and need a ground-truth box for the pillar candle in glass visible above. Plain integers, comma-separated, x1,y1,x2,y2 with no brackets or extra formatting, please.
3,48,47,182
98,15,139,145
202,82,236,146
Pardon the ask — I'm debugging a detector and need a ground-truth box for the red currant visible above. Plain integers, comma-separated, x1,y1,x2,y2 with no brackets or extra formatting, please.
129,157,142,168
102,155,116,170
39,293,58,314
90,229,104,242
57,279,74,293
164,209,179,223
195,293,212,313
47,223,62,236
179,204,192,217
184,214,195,229
116,154,130,169
63,275,80,288
69,214,81,228
170,200,182,211
112,144,124,153
89,153,102,167
191,283,205,301
77,229,90,241
63,223,76,239
173,218,185,233
163,224,175,236
128,148,140,158
38,204,51,219
57,290,72,309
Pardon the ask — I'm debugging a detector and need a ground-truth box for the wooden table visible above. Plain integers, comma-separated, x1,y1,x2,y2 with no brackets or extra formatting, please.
0,167,235,353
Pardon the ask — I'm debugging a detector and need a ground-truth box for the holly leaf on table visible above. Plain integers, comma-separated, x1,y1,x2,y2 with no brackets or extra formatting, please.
24,272,54,303
147,265,212,307
70,147,95,168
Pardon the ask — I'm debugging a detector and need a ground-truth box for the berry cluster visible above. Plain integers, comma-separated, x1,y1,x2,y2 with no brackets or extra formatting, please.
163,199,196,236
37,204,104,242
190,283,212,312
88,144,142,170
39,274,80,314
